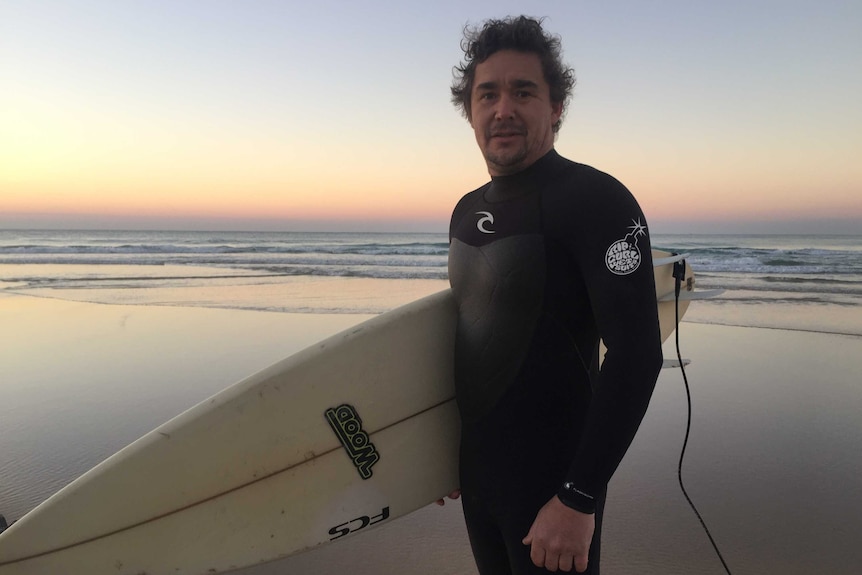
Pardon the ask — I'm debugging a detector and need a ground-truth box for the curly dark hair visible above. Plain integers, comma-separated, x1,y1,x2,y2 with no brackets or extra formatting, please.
451,16,575,133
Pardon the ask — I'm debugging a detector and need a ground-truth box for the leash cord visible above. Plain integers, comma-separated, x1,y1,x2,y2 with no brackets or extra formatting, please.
673,260,733,575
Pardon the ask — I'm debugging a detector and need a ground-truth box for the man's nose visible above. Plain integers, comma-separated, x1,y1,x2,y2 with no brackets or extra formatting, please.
494,94,516,120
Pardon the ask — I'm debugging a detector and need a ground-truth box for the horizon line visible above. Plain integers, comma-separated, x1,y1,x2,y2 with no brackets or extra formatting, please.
1,216,860,236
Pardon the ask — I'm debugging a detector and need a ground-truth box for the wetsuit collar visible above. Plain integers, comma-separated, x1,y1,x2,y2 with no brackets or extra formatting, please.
485,149,562,202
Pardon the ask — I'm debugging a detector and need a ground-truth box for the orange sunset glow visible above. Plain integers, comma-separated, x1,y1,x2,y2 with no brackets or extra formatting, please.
2,2,860,233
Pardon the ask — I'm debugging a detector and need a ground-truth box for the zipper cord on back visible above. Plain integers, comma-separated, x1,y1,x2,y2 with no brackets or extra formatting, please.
673,259,734,575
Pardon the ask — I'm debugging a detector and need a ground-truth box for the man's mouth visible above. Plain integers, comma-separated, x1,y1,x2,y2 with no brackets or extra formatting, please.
488,124,526,139
489,130,526,140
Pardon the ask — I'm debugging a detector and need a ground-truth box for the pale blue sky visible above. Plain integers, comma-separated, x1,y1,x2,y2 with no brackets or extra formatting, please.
2,1,860,233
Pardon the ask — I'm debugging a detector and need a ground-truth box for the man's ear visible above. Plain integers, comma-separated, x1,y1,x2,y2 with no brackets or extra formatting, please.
551,100,563,125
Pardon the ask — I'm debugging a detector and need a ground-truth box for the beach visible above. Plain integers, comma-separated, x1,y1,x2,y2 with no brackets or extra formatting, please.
1,233,861,574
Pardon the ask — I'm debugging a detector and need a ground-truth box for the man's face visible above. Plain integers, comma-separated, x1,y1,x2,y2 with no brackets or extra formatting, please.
470,50,562,177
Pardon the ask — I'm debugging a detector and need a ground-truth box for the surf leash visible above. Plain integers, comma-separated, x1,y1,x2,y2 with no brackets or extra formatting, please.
672,258,734,575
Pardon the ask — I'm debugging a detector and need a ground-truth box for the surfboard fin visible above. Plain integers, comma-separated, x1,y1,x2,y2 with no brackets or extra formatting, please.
662,359,691,369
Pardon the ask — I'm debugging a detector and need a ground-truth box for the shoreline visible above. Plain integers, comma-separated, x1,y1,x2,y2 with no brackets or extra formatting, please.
4,287,861,339
683,317,862,338
3,257,860,335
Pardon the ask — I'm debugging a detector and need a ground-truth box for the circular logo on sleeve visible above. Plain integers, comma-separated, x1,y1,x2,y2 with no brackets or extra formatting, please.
606,240,641,275
605,219,647,275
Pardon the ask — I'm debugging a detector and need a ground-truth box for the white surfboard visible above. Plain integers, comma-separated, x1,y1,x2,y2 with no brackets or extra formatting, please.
0,250,697,575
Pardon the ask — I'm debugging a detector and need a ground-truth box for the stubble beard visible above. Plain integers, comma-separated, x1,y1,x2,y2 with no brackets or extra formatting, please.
484,144,528,175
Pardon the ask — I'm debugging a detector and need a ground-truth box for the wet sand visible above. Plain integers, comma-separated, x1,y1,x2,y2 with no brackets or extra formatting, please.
1,289,861,574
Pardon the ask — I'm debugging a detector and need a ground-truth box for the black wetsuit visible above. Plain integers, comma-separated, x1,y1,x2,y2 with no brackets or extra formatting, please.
448,150,663,575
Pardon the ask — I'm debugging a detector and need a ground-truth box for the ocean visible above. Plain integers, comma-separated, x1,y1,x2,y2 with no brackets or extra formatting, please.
2,230,860,318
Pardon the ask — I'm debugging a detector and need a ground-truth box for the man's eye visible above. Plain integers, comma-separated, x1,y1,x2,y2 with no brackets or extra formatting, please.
515,91,532,98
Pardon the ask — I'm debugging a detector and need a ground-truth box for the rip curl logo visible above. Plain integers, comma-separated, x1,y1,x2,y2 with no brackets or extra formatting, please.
325,404,379,479
605,219,647,275
476,211,495,234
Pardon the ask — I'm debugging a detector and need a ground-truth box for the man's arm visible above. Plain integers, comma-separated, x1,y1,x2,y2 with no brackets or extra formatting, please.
554,166,663,503
523,167,662,571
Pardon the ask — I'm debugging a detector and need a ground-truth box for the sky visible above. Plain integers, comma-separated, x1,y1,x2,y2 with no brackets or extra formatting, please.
1,0,860,234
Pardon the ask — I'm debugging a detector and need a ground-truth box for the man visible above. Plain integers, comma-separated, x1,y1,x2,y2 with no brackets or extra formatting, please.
443,16,663,575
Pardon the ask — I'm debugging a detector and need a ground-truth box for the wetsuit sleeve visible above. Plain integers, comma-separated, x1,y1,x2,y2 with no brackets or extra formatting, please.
546,168,663,511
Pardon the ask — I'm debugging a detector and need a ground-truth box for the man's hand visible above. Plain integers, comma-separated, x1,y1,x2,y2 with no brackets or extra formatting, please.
435,489,461,506
522,496,595,573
